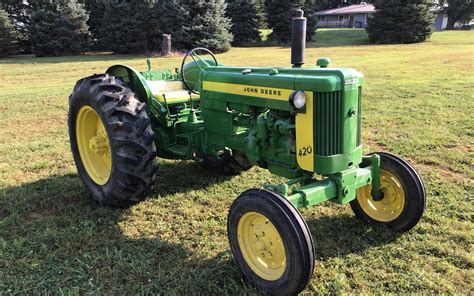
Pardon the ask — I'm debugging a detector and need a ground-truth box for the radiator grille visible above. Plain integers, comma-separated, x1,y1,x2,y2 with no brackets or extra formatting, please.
314,91,343,156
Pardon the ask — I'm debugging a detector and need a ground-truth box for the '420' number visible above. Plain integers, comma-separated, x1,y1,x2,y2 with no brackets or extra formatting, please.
298,145,313,157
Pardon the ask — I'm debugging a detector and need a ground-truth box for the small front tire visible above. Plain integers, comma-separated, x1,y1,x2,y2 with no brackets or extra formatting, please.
228,189,315,295
350,152,426,232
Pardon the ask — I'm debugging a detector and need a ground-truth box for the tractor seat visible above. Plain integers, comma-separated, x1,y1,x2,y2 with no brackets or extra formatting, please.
146,80,199,104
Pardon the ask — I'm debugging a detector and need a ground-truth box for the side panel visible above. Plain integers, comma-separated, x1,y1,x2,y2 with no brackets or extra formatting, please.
202,81,293,102
295,92,314,172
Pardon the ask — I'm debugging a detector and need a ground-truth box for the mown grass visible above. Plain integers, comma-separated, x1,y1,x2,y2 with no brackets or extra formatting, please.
0,30,473,294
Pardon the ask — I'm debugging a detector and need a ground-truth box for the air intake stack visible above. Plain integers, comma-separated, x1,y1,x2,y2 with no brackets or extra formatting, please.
291,9,307,68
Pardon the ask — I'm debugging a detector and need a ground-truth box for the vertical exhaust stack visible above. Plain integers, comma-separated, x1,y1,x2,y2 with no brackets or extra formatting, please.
291,9,307,68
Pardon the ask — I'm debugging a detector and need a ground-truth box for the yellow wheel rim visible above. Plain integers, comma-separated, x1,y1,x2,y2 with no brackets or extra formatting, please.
76,106,112,185
237,212,286,281
357,170,405,222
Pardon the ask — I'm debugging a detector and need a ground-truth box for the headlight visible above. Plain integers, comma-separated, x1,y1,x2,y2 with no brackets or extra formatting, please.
289,91,306,110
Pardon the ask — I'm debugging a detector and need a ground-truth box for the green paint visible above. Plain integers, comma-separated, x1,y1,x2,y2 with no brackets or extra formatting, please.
103,56,379,210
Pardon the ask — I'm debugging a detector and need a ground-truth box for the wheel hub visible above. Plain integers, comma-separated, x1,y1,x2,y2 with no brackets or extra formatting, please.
356,170,405,222
237,212,286,280
89,128,110,156
76,106,112,185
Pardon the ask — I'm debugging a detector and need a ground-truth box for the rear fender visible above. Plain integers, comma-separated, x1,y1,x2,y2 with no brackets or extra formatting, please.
106,65,153,105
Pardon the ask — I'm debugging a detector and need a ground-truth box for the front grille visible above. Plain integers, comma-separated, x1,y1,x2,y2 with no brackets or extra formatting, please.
314,91,343,156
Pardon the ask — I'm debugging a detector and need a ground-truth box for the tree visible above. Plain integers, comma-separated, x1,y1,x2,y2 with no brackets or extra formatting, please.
265,0,317,43
366,0,434,44
227,0,263,45
84,0,106,48
437,0,474,29
181,0,233,53
0,0,49,52
30,1,89,56
100,1,152,54
0,7,17,57
149,0,189,52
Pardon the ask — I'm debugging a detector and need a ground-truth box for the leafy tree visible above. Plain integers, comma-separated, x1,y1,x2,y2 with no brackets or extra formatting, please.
265,0,317,43
100,0,152,54
84,0,106,47
437,0,474,29
30,0,89,56
0,7,17,57
366,0,434,44
226,0,263,45
181,0,233,53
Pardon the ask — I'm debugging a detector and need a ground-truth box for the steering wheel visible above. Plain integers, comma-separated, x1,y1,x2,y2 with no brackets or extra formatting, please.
180,47,218,94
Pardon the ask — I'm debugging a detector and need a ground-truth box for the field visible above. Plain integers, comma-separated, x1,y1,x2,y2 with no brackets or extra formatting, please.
0,29,473,294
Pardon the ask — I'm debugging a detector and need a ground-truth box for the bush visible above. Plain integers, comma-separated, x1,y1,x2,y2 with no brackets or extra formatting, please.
367,0,434,44
227,0,263,45
0,8,17,57
29,1,89,57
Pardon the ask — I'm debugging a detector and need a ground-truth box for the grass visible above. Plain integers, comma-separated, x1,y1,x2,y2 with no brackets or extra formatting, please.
0,29,473,294
311,29,371,47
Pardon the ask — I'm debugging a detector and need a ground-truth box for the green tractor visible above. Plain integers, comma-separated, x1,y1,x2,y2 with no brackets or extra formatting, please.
68,10,425,295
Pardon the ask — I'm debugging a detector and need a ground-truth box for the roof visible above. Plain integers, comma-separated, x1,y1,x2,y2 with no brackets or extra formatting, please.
315,4,376,16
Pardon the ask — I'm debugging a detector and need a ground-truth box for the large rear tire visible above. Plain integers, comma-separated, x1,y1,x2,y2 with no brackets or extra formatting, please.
68,74,158,207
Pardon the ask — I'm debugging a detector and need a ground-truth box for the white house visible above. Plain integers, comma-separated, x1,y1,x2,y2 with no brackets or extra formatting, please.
314,3,454,31
314,4,375,29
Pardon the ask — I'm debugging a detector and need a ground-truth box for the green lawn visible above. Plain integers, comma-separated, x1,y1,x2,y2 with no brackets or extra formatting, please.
0,30,473,294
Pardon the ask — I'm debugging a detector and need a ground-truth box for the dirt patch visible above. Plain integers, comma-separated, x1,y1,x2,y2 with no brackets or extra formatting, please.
25,207,57,221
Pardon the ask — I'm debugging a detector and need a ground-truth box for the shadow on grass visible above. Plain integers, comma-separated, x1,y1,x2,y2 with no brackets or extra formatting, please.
306,215,399,261
0,161,396,292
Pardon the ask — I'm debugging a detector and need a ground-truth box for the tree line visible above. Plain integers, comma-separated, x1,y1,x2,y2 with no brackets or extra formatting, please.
0,0,472,58
0,0,319,57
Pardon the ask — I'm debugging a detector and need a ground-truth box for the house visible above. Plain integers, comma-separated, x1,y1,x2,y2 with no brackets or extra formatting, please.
314,3,454,31
314,4,375,29
432,7,449,31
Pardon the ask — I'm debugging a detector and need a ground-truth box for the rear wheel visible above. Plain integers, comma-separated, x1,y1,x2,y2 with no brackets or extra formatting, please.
228,189,314,295
68,74,158,206
350,152,426,232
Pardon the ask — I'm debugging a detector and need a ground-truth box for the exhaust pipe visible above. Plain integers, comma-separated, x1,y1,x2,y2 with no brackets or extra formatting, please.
291,9,307,68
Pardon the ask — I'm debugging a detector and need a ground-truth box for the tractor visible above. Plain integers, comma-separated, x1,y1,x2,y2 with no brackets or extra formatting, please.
68,10,425,295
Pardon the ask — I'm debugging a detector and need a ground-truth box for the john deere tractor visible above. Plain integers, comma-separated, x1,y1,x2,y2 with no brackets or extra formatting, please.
68,10,425,295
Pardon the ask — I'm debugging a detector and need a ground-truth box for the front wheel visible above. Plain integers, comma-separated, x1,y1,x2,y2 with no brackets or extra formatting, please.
350,152,426,232
227,189,315,295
